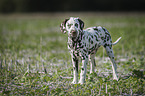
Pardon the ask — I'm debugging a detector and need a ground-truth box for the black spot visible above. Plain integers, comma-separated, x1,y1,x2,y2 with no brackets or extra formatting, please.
83,49,87,53
94,35,97,38
90,46,95,51
80,45,84,48
86,55,88,59
73,52,77,58
75,60,79,73
85,43,86,46
107,37,109,41
101,37,104,40
91,40,93,44
77,53,79,56
102,27,106,31
78,40,81,43
89,38,91,42
104,35,107,39
95,32,98,35
82,68,84,70
93,27,98,31
104,44,109,48
104,40,106,43
91,35,93,38
79,42,82,46
81,32,84,35
94,35,99,41
106,32,110,35
112,57,114,59
68,44,71,48
95,44,97,48
73,58,76,61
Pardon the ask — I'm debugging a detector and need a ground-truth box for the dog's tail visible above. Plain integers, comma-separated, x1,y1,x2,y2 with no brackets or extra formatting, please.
112,37,122,45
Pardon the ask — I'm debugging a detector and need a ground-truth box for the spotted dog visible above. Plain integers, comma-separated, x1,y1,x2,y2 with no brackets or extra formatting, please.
60,17,121,84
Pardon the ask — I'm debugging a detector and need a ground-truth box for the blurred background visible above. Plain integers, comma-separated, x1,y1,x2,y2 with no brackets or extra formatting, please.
0,0,145,95
0,0,145,13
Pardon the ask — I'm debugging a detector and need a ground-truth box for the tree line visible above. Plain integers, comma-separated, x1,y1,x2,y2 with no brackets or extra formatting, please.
0,0,144,13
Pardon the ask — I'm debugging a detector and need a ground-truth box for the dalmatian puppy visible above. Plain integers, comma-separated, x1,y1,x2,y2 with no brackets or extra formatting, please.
60,17,121,84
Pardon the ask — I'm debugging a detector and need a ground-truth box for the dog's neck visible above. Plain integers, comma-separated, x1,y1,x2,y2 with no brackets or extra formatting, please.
67,31,83,50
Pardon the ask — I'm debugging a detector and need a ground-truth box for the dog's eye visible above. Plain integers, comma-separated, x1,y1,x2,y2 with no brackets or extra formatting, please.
75,23,78,28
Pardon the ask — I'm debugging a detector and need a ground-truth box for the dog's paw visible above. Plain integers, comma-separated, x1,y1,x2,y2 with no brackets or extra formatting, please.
71,80,78,84
78,80,85,84
113,76,119,81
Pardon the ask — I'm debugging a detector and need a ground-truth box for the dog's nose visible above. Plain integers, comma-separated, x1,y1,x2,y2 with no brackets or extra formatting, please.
71,30,77,36
71,30,76,33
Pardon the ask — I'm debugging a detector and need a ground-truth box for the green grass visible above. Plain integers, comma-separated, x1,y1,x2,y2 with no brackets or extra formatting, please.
0,13,145,95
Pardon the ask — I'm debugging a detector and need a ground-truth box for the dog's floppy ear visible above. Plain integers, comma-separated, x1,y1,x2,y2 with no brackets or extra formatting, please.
78,18,84,30
60,19,69,34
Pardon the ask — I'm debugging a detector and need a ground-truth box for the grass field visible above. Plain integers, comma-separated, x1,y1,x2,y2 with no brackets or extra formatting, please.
0,12,145,95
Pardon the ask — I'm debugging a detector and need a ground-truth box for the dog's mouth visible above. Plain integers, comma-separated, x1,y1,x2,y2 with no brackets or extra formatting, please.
72,32,77,37
69,31,77,38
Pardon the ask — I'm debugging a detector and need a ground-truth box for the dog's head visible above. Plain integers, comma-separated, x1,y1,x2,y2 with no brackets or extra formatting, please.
60,17,84,39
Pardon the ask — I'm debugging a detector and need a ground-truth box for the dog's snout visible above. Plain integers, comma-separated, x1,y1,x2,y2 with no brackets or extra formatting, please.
71,30,77,37
71,30,76,33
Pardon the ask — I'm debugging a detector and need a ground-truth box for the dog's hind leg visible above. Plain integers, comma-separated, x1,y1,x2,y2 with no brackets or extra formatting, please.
104,45,119,81
89,52,96,74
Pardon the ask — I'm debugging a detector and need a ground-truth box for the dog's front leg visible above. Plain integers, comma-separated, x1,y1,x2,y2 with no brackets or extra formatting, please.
71,53,79,84
79,56,88,84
